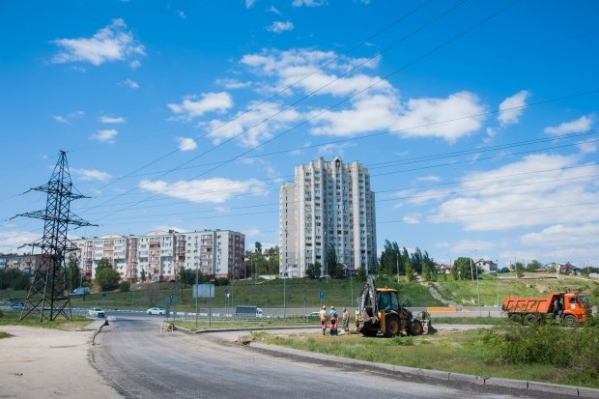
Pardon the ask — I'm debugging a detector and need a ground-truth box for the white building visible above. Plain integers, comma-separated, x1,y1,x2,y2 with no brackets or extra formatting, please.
279,157,377,278
72,229,244,281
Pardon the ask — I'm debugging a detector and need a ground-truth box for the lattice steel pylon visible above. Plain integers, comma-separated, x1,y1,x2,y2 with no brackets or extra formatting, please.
12,150,95,321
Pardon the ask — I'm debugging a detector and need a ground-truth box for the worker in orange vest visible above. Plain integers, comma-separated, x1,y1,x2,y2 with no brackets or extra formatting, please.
329,306,338,336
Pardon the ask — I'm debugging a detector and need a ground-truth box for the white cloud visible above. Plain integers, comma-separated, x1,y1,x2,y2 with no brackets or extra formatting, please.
123,78,139,89
205,101,301,147
266,21,294,34
236,49,485,144
176,137,198,151
392,92,487,143
91,129,118,143
0,231,41,254
416,175,441,182
215,78,252,90
432,153,599,231
519,223,599,262
544,115,594,136
139,178,268,203
577,140,597,154
245,0,257,8
292,0,327,6
72,168,112,181
178,10,186,19
168,92,233,121
452,239,495,254
52,19,145,66
497,90,529,126
99,116,125,124
403,215,421,224
53,111,84,124
317,142,356,157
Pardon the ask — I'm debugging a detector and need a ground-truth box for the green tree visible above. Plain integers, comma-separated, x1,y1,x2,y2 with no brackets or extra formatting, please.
526,259,543,273
452,257,473,281
324,244,339,278
66,257,81,291
305,262,321,279
140,269,146,282
94,257,120,291
119,281,131,292
178,267,199,285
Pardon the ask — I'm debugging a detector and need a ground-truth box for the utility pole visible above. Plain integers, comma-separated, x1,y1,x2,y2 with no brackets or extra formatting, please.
11,150,95,321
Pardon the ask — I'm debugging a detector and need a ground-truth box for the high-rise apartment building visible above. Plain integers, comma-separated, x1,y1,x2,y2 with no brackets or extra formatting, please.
279,157,376,278
72,229,244,281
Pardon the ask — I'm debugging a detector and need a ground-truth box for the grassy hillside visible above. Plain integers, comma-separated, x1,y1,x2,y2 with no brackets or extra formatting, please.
3,274,597,312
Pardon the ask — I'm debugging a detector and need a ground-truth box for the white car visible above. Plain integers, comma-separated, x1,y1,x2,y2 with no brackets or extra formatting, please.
88,307,105,318
147,307,165,315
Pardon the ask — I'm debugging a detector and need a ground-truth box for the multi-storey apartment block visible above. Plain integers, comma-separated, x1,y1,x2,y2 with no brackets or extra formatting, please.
72,229,244,281
279,157,377,278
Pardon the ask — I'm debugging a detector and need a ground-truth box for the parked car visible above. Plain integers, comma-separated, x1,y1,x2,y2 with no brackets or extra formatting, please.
10,302,27,310
308,311,320,317
147,307,165,315
88,307,105,318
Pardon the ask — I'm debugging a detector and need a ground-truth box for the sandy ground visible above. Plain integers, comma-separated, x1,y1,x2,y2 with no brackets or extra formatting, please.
0,324,121,399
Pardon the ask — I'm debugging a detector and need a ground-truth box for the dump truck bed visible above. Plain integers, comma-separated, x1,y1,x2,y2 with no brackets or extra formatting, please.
502,294,559,314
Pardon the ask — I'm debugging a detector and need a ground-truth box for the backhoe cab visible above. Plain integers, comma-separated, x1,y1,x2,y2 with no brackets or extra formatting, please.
356,275,434,337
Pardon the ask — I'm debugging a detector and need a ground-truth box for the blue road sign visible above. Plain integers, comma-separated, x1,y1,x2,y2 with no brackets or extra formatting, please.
319,291,324,301
224,288,229,296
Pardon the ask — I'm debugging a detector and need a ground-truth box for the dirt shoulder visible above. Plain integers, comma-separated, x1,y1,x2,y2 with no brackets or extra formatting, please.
0,325,120,399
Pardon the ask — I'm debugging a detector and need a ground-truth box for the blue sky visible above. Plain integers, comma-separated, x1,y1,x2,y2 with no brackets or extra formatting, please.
1,0,598,269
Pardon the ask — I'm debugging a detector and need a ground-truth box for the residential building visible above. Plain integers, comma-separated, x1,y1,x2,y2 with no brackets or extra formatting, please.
71,229,245,281
475,259,498,274
0,254,44,274
279,157,377,278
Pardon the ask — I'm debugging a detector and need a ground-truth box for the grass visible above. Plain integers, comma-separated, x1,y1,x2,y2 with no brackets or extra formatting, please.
0,312,92,331
4,275,596,313
0,331,13,339
254,323,599,389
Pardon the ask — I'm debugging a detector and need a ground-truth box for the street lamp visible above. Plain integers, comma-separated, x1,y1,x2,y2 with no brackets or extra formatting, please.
195,263,199,329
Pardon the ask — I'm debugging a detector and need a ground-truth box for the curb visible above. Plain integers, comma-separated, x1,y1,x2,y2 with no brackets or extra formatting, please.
247,342,599,398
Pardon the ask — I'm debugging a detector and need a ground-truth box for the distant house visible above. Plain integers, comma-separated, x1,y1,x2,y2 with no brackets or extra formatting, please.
559,262,581,275
436,263,452,275
475,259,497,274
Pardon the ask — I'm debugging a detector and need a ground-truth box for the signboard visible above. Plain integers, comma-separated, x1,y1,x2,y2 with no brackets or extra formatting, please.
224,288,229,296
319,291,324,301
193,283,215,298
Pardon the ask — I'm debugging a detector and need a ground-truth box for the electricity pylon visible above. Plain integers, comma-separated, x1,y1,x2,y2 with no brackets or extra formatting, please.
12,150,95,321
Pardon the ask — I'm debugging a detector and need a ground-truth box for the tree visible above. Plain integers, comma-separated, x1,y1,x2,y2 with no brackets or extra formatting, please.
526,259,543,273
178,267,199,285
94,257,120,291
451,257,473,281
305,262,321,279
95,267,121,291
66,258,81,291
324,244,339,278
254,241,262,254
140,269,146,282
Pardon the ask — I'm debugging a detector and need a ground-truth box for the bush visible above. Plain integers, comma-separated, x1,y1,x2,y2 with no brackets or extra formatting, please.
481,322,599,370
120,281,131,292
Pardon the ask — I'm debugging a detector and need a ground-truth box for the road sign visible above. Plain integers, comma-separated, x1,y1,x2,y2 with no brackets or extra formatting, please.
319,291,324,301
224,288,229,296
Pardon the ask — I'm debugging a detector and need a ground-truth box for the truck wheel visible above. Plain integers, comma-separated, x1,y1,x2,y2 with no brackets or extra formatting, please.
508,314,523,323
408,319,423,336
563,315,577,327
385,315,401,337
524,314,538,324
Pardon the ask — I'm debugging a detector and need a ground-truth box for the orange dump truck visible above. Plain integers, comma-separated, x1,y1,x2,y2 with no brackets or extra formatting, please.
502,293,591,326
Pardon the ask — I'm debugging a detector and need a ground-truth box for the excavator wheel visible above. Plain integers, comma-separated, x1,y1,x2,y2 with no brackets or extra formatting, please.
361,328,378,337
408,319,423,336
562,315,577,327
384,315,401,337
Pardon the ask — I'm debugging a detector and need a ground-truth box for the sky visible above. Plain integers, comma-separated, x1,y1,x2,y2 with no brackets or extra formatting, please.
1,0,598,270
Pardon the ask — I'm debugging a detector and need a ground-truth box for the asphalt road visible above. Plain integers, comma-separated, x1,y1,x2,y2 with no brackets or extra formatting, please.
90,315,584,399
